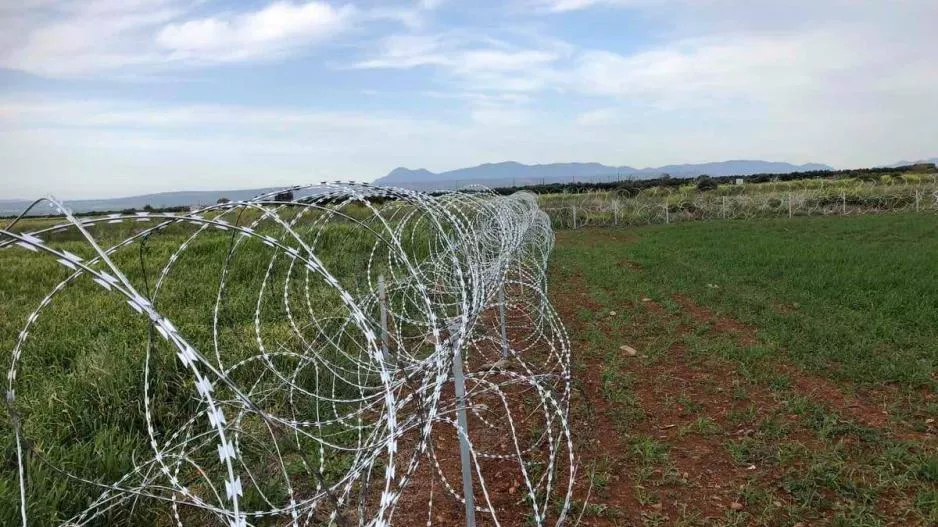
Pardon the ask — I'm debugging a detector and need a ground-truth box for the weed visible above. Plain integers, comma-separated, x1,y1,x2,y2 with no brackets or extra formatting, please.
678,416,721,437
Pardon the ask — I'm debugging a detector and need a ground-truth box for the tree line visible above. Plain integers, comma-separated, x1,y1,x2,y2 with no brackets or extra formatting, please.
488,163,937,196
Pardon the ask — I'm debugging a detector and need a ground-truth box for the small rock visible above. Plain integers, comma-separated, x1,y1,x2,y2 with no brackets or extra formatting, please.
609,310,617,316
619,345,638,356
641,297,652,302
773,501,783,507
729,502,744,511
480,358,511,371
926,418,935,425
746,464,757,471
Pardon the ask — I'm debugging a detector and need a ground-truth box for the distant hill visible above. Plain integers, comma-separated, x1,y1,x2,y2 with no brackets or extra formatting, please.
2,158,847,216
375,160,833,190
888,157,938,168
0,187,285,217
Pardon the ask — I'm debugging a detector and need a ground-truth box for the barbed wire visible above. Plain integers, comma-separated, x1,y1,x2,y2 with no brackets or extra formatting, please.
1,184,575,526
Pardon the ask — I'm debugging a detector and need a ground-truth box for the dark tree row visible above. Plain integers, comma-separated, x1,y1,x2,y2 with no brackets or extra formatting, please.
488,163,937,196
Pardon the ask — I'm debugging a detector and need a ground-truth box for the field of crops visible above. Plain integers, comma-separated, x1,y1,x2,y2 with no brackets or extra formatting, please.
553,213,938,525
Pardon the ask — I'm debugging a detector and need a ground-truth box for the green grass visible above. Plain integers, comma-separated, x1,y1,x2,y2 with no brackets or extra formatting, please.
5,209,938,524
556,213,938,390
550,213,938,525
538,173,938,229
0,211,432,525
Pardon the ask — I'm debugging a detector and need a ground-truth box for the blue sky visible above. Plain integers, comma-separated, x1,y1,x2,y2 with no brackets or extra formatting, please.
1,0,936,199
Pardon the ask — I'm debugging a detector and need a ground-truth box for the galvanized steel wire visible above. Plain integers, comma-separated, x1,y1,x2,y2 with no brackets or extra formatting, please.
1,184,575,526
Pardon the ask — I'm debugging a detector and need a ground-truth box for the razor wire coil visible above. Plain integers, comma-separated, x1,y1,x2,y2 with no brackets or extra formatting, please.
1,184,575,527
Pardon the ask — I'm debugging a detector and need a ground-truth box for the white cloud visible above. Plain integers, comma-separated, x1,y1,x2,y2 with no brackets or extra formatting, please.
0,1,372,76
3,0,938,199
352,32,565,94
155,2,353,63
0,97,425,130
0,96,458,197
351,34,448,69
1,0,183,76
533,0,634,12
568,31,862,107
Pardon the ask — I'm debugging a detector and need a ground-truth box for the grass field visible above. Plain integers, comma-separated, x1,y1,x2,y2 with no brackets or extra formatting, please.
0,210,425,525
552,213,938,525
2,210,937,525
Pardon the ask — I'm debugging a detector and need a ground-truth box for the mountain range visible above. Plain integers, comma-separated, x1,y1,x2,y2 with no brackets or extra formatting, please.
375,160,834,190
889,157,938,168
0,188,285,217
4,158,935,216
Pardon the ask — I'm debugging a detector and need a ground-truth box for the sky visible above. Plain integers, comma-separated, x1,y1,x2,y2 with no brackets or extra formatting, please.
1,0,937,199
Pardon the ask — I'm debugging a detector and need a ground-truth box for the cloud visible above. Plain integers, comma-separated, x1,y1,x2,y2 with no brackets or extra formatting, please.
155,2,353,63
568,31,861,107
3,0,938,200
352,32,565,94
0,97,427,130
0,1,378,76
533,0,635,12
0,0,184,76
351,34,448,69
0,96,459,197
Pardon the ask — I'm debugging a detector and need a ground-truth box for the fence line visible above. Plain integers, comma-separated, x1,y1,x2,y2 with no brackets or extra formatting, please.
541,182,938,229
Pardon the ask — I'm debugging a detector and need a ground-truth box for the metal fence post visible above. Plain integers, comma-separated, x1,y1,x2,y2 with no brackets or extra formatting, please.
842,191,846,215
916,189,921,213
378,274,389,363
788,194,793,218
571,206,577,229
665,202,670,224
498,285,509,360
518,258,523,295
449,332,476,527
722,196,726,219
613,200,619,226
